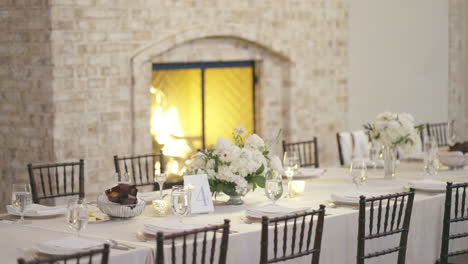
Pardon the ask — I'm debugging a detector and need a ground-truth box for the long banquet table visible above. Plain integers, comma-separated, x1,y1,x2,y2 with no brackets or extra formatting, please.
2,163,468,264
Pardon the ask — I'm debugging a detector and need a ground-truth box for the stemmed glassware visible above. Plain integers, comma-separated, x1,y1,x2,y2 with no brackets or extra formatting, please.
283,151,300,197
171,186,191,223
154,172,167,199
12,183,32,224
350,159,367,190
424,136,439,176
447,120,457,146
368,141,381,169
66,198,88,237
265,170,283,205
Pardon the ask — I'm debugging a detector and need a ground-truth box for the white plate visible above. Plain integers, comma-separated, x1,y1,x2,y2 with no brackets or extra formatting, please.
37,236,104,256
6,205,66,217
284,168,326,179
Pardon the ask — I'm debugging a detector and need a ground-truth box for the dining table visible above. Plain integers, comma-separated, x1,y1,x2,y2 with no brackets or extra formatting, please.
2,162,468,264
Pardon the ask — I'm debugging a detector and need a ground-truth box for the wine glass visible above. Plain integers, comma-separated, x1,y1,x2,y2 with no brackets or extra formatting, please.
265,170,283,205
283,151,299,197
66,198,88,237
12,183,32,224
424,136,439,176
171,186,191,223
368,141,381,169
154,172,167,199
350,159,367,190
447,120,457,146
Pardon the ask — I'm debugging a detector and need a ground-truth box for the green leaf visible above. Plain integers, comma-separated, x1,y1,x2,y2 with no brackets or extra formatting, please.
255,175,266,188
255,164,265,175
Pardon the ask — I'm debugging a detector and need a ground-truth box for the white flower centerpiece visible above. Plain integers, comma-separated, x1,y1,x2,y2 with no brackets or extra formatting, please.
188,126,283,205
364,111,423,178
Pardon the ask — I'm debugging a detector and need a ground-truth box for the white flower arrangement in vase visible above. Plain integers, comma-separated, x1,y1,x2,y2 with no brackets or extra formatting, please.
188,125,283,205
364,111,423,178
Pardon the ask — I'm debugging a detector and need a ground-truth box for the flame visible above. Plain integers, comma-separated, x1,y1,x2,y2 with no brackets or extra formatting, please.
150,86,192,177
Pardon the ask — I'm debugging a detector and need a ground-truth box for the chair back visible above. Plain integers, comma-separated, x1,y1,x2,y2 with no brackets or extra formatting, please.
357,189,415,264
260,205,326,264
155,219,230,264
426,122,449,147
439,182,468,263
113,152,165,188
18,244,110,264
336,131,370,166
282,138,319,168
27,159,84,204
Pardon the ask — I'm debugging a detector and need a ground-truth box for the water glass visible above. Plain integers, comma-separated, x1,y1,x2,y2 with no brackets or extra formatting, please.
350,159,367,189
283,151,299,196
12,183,32,224
447,120,457,146
154,173,167,199
265,170,283,204
66,198,88,237
171,186,191,223
368,141,381,169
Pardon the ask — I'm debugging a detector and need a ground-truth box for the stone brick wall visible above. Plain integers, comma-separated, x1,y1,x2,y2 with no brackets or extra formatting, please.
0,0,54,210
47,0,350,200
449,0,468,140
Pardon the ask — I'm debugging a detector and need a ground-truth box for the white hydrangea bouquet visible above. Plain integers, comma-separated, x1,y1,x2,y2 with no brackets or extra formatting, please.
188,126,282,202
364,111,423,154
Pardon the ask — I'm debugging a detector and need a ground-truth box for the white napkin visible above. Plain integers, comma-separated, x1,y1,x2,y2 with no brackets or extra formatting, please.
143,221,207,235
351,130,370,160
245,204,309,219
296,168,326,178
37,236,104,255
331,190,384,205
137,191,161,202
7,204,66,216
408,179,446,191
338,132,353,165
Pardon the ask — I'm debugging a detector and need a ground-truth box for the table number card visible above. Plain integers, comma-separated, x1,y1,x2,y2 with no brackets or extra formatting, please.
183,174,214,214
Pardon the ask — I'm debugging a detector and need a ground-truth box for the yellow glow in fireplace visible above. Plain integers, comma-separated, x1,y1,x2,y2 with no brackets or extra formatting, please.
150,64,255,178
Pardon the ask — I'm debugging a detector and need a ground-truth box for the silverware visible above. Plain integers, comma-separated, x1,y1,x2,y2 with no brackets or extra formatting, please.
105,239,136,250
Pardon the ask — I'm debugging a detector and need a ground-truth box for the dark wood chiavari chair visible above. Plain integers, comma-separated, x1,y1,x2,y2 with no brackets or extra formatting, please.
113,152,171,190
336,133,346,166
27,159,84,204
357,189,415,264
260,205,326,264
155,219,230,264
426,122,449,147
17,244,110,264
282,138,319,168
438,182,468,264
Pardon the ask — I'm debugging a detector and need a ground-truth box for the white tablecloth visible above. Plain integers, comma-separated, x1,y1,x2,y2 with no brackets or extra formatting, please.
2,164,468,264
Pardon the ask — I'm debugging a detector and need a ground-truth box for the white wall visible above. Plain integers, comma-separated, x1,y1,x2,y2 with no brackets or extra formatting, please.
349,0,448,129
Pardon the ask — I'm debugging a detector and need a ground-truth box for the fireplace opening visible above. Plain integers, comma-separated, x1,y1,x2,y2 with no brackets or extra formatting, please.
151,61,256,182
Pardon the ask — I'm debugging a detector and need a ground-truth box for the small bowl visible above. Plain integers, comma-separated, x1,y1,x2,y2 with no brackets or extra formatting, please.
438,151,466,170
97,194,145,218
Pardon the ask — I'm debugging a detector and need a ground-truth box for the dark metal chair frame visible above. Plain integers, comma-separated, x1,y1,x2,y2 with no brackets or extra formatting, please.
18,243,110,264
260,205,326,264
439,182,468,264
426,122,449,147
282,138,319,168
357,189,415,264
27,159,85,204
155,219,230,264
113,152,170,189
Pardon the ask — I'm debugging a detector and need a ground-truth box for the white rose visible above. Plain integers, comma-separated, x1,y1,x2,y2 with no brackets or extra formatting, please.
245,134,265,149
234,125,247,136
215,137,232,150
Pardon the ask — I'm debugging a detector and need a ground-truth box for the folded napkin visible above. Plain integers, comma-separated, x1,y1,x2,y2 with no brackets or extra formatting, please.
37,236,104,255
143,221,207,235
331,190,383,205
245,204,309,219
296,168,326,178
138,191,161,202
408,179,446,191
7,204,66,216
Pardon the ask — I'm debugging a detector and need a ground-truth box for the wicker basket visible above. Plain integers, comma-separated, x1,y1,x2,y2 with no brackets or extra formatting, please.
97,194,145,218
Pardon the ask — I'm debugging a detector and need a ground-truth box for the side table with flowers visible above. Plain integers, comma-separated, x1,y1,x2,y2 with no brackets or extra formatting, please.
189,126,282,205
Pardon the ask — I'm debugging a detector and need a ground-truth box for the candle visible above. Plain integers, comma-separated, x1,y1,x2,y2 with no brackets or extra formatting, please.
152,199,169,217
289,180,306,197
